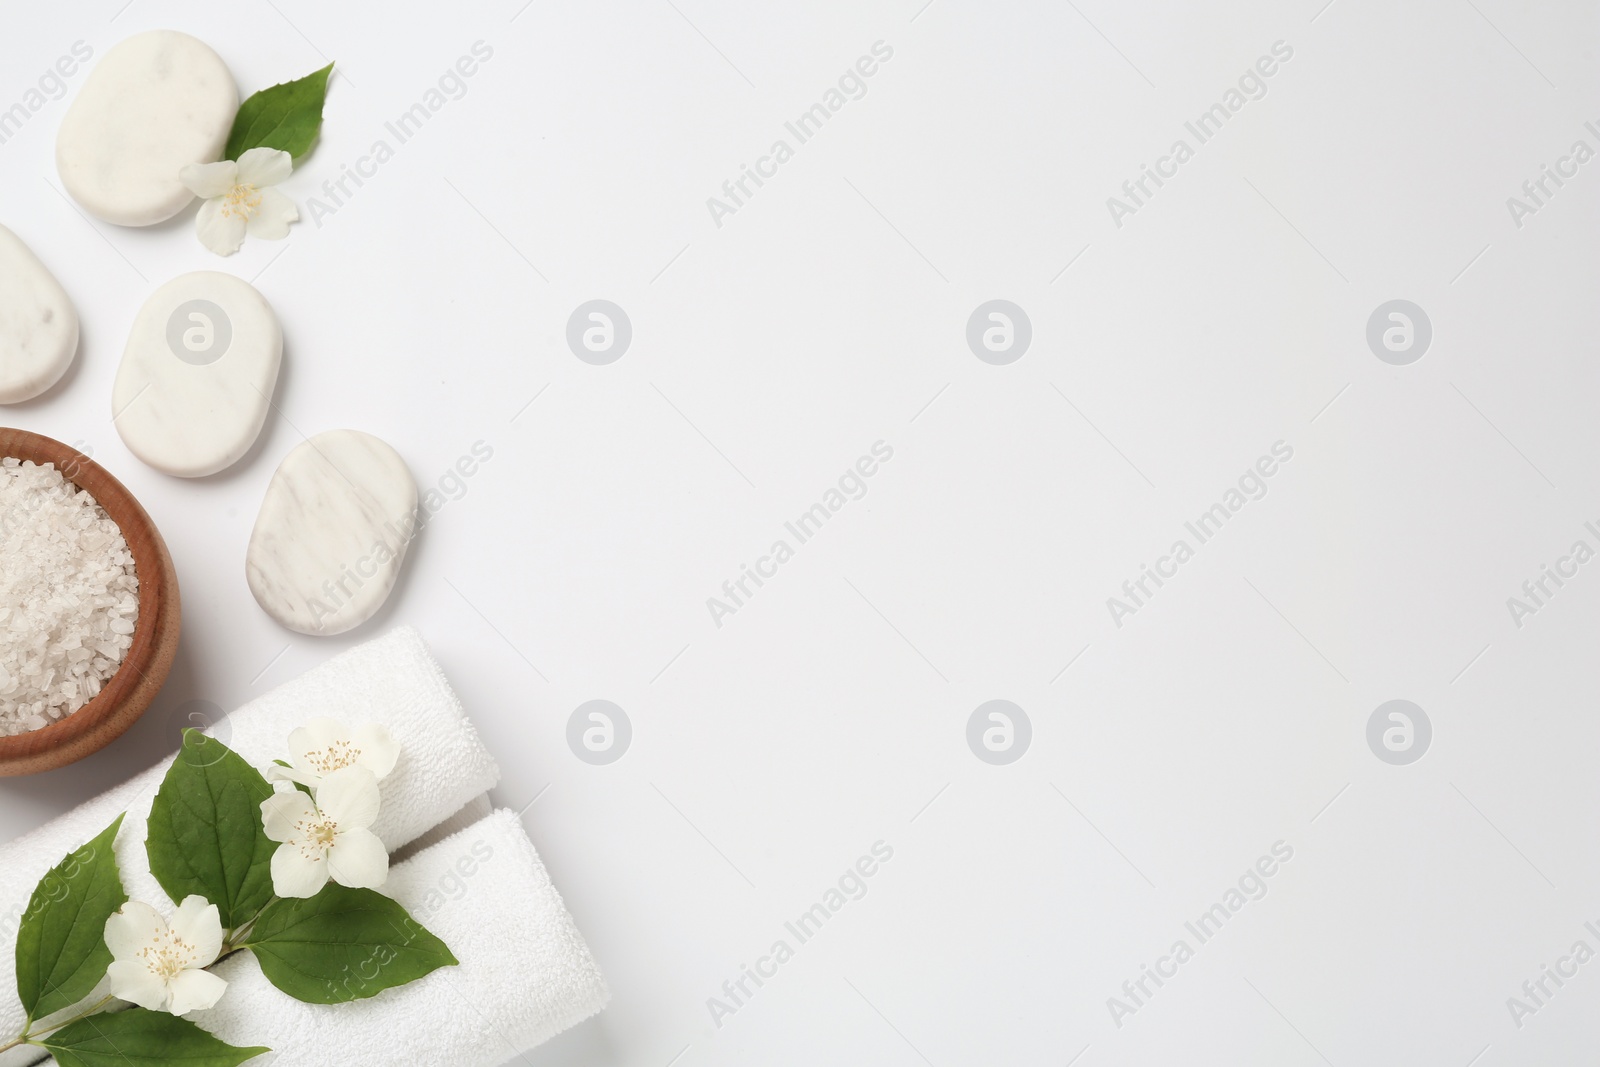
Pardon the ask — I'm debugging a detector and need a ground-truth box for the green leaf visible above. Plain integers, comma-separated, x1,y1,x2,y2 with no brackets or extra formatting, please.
243,885,457,1003
145,731,276,930
15,815,127,1022
224,62,334,161
37,1008,268,1067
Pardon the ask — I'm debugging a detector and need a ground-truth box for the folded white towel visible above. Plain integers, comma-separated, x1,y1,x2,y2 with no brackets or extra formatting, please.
0,626,500,1065
45,809,609,1067
197,808,608,1065
394,793,494,864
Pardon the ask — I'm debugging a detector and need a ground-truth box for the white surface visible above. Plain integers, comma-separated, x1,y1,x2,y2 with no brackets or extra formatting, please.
111,270,282,476
0,224,77,404
1,1,1598,1065
55,29,236,226
246,428,417,634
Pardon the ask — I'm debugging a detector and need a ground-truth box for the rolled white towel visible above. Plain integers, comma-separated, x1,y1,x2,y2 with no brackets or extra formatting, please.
46,809,609,1067
395,793,495,863
0,626,500,1064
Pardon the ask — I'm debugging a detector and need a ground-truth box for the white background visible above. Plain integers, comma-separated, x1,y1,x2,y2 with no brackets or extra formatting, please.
3,0,1600,1063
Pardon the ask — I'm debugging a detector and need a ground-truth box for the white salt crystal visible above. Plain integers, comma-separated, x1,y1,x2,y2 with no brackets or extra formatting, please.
0,459,139,735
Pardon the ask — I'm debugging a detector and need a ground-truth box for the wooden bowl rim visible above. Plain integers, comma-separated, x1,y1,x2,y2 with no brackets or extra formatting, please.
0,428,178,767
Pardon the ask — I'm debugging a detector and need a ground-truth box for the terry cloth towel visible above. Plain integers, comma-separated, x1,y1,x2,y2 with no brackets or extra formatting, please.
0,626,500,1065
49,809,610,1067
395,793,494,863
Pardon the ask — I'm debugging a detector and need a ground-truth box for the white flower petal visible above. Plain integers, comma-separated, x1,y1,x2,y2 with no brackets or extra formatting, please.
270,843,330,898
165,968,228,1016
235,146,293,188
265,763,319,789
260,789,318,843
327,827,389,890
195,198,247,256
316,766,381,830
107,959,169,1011
246,187,298,240
169,896,223,967
104,901,164,961
179,159,238,200
350,723,400,780
288,719,347,778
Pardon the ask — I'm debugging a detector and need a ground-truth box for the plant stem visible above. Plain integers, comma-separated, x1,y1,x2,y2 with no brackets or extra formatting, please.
223,898,276,953
0,1035,22,1054
23,994,116,1043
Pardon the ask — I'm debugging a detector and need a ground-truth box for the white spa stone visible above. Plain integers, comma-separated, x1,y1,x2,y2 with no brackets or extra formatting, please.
0,225,78,403
57,30,238,226
246,431,419,636
112,271,281,477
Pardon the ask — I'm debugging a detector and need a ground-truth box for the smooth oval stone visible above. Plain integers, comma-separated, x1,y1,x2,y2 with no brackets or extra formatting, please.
112,271,281,477
247,431,419,636
57,30,237,226
0,225,78,404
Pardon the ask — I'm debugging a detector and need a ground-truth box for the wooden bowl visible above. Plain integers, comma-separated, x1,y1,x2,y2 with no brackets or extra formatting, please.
0,428,180,775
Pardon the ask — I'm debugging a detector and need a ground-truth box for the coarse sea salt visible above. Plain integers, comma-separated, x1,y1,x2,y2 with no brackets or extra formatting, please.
0,457,139,735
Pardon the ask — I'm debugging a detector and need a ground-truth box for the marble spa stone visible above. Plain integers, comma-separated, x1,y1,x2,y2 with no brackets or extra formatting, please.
112,271,281,477
0,224,79,404
246,431,419,636
57,30,238,226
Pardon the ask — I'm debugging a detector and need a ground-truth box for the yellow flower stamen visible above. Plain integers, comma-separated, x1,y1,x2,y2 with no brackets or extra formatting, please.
293,813,340,858
137,927,198,980
304,739,362,774
220,182,263,222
